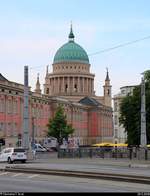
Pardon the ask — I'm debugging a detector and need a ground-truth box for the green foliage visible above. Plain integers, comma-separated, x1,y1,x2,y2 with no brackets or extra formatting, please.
144,70,150,83
119,70,150,145
47,105,74,145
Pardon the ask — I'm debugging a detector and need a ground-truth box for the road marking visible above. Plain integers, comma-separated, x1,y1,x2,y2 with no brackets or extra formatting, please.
0,172,10,176
12,173,23,177
28,174,39,179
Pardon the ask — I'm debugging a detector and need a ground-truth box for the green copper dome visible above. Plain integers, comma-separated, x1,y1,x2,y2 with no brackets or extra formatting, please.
53,26,89,64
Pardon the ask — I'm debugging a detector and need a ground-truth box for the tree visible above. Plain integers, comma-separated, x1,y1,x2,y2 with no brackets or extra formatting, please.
119,70,150,145
47,105,74,146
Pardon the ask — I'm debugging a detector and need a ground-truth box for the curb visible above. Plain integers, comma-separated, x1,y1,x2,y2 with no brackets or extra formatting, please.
4,166,150,185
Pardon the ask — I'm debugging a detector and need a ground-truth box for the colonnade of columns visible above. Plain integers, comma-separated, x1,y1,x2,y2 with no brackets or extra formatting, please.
48,76,94,96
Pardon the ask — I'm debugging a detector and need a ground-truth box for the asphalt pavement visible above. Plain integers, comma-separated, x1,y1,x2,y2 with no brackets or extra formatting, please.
2,152,150,177
1,152,150,192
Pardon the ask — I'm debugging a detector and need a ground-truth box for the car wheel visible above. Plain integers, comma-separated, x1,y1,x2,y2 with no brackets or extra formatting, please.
7,157,13,164
21,160,26,163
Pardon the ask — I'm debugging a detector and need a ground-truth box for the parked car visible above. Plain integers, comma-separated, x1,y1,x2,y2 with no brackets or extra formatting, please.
43,137,57,150
33,143,47,152
0,147,27,164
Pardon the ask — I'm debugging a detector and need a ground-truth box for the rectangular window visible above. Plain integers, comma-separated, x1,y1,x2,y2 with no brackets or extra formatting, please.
13,122,17,136
114,115,118,125
8,99,12,113
7,122,11,136
114,128,118,138
13,100,18,114
0,99,4,113
114,102,118,112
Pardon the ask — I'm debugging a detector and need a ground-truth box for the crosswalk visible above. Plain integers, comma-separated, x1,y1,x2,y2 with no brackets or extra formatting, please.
0,171,40,179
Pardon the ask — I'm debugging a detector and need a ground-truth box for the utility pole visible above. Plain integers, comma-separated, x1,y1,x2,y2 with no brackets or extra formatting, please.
140,75,147,148
22,66,30,150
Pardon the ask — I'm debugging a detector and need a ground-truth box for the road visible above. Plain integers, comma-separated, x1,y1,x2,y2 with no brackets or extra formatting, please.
0,171,150,192
1,156,150,192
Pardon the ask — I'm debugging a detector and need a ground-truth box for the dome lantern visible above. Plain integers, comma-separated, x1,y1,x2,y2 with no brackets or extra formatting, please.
68,23,75,42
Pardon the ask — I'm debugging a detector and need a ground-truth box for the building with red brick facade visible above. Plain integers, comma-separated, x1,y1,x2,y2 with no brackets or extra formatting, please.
0,27,113,147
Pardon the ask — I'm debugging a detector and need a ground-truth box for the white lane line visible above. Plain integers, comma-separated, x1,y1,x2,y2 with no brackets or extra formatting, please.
28,174,39,179
12,173,23,177
0,172,10,176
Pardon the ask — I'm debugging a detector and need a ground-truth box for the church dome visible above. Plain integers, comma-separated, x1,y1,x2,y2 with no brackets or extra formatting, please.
53,25,89,64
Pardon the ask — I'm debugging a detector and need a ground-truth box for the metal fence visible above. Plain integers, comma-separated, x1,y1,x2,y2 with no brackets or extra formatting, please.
58,147,150,160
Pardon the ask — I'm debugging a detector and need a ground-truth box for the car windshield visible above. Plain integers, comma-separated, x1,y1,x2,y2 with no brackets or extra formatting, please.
14,148,25,153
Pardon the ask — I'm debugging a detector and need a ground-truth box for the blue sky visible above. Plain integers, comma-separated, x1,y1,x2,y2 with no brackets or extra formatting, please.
0,0,150,96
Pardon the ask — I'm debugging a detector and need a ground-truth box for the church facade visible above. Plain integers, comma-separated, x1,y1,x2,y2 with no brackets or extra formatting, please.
0,26,113,147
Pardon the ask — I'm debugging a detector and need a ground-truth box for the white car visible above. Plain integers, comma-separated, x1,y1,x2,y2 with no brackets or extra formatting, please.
0,147,27,164
33,143,47,152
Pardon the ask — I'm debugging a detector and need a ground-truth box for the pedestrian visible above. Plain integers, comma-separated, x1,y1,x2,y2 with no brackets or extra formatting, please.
32,149,36,160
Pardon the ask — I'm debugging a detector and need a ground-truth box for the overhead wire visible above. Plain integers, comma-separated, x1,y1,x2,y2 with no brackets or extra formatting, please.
29,35,150,69
88,35,150,56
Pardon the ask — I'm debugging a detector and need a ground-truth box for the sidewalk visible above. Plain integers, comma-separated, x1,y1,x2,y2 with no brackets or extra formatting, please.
3,157,150,181
1,156,150,184
33,155,150,167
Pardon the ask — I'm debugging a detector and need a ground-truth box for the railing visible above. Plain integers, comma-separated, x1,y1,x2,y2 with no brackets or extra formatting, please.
58,147,150,160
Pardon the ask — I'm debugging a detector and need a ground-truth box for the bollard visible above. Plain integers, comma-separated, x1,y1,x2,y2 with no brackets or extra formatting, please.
89,148,93,158
79,148,81,158
145,149,148,160
129,148,132,160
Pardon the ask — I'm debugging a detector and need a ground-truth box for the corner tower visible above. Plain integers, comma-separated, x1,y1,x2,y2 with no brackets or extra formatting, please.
35,73,41,95
44,25,95,102
103,68,112,107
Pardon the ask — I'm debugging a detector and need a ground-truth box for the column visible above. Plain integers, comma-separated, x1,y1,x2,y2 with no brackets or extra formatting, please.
82,77,85,94
78,77,80,93
53,78,56,94
88,78,91,94
87,78,89,94
68,77,70,93
84,78,86,94
92,79,94,95
73,77,75,93
56,77,58,94
58,77,60,94
49,79,51,95
51,78,53,94
90,79,92,94
55,77,57,94
62,77,65,93
88,78,90,94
